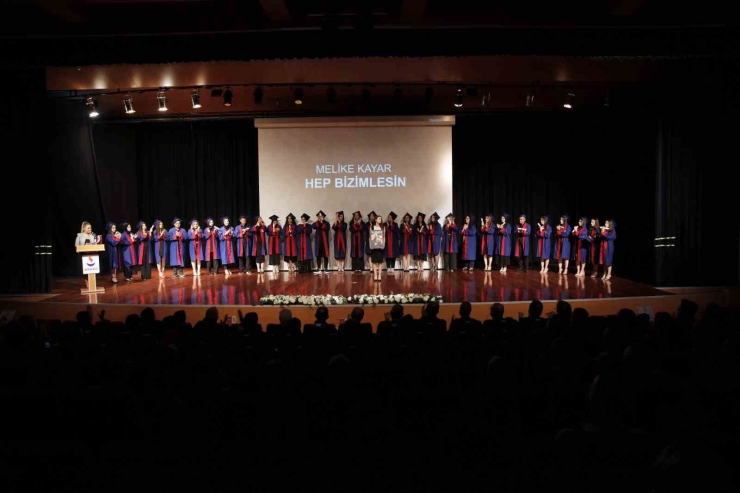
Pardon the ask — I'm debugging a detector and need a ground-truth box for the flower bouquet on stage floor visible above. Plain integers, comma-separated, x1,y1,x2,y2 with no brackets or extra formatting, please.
259,293,443,306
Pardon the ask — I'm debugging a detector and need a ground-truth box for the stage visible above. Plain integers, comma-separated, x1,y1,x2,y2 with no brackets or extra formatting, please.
1,268,733,327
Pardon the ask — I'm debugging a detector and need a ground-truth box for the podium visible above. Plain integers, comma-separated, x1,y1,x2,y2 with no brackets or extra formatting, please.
76,244,106,294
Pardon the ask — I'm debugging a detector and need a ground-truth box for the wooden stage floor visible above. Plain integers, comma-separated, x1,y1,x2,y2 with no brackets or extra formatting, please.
45,268,666,306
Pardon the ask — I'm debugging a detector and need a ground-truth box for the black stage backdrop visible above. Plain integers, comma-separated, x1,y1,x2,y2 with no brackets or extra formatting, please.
49,103,736,288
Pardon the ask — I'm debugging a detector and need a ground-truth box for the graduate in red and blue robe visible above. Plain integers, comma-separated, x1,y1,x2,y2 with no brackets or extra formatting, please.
599,219,617,279
266,214,282,274
413,212,428,271
364,210,377,268
535,215,552,273
427,212,442,271
442,213,458,271
235,214,252,274
120,222,137,282
383,211,400,272
295,213,313,273
588,218,602,278
105,222,121,282
495,213,512,272
218,216,236,275
349,211,365,273
399,212,415,272
313,210,331,273
572,216,590,277
332,211,347,273
167,217,186,278
514,214,531,273
553,214,572,275
282,213,298,273
187,218,203,277
151,219,168,278
461,214,477,271
203,216,220,275
480,213,495,271
134,221,151,280
250,216,267,274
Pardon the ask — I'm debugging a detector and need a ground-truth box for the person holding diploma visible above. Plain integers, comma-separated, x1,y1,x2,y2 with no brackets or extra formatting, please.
266,214,282,274
120,222,136,282
480,213,495,271
553,214,572,275
365,211,378,270
495,213,512,273
251,215,267,274
187,219,203,277
572,216,590,277
235,214,252,275
75,221,102,287
589,218,603,278
514,214,531,273
203,217,220,275
151,219,168,278
599,219,617,280
400,212,415,273
332,211,347,273
313,210,331,274
442,213,458,271
168,217,186,278
461,214,476,271
369,215,385,282
383,211,400,273
134,221,151,280
427,212,442,272
535,215,551,273
349,211,364,273
413,212,428,271
219,216,235,276
104,222,122,283
282,213,298,273
296,213,313,273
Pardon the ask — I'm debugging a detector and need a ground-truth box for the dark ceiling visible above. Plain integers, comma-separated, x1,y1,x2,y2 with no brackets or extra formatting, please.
0,0,735,66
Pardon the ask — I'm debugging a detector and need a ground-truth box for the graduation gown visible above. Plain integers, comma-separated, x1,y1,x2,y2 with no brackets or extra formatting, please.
589,228,602,265
167,227,186,267
535,225,551,259
426,222,442,255
282,224,297,257
134,231,150,266
383,222,400,258
572,226,589,263
442,223,459,254
349,220,365,258
400,223,415,256
332,221,347,259
218,227,236,265
495,223,511,256
480,225,495,256
414,225,428,255
235,224,251,258
461,225,477,260
312,220,331,257
514,223,531,257
188,229,204,262
250,225,267,256
600,228,616,266
266,224,282,255
121,232,137,267
105,232,122,269
204,227,221,260
295,223,313,261
553,224,572,260
152,229,168,264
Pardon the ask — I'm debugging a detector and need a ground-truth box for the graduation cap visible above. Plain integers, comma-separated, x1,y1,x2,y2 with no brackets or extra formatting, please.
189,218,199,227
430,212,439,220
300,213,310,221
367,210,377,217
579,216,589,225
135,221,146,231
336,210,344,216
388,211,398,220
286,212,296,221
316,210,326,218
541,215,550,222
519,213,527,220
221,215,230,223
172,217,182,226
268,214,279,221
254,215,261,222
105,221,116,232
416,212,426,220
403,212,412,220
445,212,454,219
561,214,570,222
120,222,131,231
238,213,247,221
151,219,161,229
501,212,511,221
352,210,362,218
204,216,214,224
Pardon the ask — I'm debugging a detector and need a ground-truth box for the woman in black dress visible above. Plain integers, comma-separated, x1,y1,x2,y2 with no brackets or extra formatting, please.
369,215,385,282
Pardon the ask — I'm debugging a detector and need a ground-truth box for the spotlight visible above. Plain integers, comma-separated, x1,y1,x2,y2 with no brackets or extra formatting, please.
253,87,263,105
223,87,233,107
123,94,135,114
526,92,534,107
392,87,403,104
361,88,371,104
294,88,303,105
157,90,168,112
86,96,98,118
424,87,433,104
190,89,201,108
326,87,335,103
454,89,463,108
563,92,574,109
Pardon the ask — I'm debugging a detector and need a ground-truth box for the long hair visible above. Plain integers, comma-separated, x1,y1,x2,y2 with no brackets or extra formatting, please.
591,218,600,232
80,221,91,233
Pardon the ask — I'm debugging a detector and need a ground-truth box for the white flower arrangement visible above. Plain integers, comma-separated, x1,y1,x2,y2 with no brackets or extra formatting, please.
258,292,443,306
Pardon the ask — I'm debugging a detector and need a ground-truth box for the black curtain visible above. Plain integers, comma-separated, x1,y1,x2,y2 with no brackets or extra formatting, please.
52,118,259,276
452,111,657,284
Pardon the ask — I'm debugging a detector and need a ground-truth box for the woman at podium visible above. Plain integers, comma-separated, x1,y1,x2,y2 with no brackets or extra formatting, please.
75,221,101,286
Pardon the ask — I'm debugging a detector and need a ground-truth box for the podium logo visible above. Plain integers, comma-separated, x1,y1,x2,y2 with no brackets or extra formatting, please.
86,257,95,266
